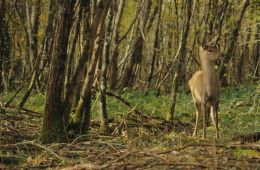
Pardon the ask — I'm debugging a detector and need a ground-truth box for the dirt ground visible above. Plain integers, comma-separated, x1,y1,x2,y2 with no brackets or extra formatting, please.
1,107,259,169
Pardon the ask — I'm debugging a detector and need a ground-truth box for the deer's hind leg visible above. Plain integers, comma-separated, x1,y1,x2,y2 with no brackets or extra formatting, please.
193,102,201,137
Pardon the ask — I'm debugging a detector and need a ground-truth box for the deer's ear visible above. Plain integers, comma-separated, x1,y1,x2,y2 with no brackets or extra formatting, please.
201,44,207,49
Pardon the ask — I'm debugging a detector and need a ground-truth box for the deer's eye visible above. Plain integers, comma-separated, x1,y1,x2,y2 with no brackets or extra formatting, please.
208,49,213,52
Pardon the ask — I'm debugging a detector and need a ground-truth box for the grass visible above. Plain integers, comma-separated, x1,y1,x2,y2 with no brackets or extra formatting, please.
234,148,260,157
1,82,259,169
1,82,259,140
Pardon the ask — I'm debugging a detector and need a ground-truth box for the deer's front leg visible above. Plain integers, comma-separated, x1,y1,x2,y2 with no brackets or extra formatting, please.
214,102,221,138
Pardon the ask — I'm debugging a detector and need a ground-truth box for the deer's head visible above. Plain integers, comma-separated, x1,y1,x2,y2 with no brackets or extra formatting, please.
199,44,222,62
199,36,223,62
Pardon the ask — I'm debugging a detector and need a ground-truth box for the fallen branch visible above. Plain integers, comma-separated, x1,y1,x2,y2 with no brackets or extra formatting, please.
101,150,138,169
4,84,24,107
0,141,64,160
1,105,42,117
105,91,161,122
155,143,260,154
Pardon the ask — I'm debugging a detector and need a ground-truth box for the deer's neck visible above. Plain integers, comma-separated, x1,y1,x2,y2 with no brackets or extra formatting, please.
200,59,218,96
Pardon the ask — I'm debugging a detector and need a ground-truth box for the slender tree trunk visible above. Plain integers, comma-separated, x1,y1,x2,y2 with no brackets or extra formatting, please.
167,0,192,121
0,0,10,92
71,0,110,135
110,0,125,90
25,0,40,70
41,0,76,144
40,0,57,82
62,0,91,126
63,0,111,126
19,0,54,108
219,0,250,85
237,27,251,84
0,0,6,92
252,24,260,78
121,33,143,87
99,2,113,134
121,0,153,87
60,2,82,126
147,0,162,89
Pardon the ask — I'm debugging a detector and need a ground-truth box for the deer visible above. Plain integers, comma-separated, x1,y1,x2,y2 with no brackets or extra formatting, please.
188,36,222,139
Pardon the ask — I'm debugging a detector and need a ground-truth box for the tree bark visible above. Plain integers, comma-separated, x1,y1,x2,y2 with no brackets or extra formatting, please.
63,0,111,126
237,27,251,84
25,0,40,71
109,0,125,90
252,24,259,78
167,0,192,121
219,0,250,85
71,0,110,135
147,0,162,89
99,2,114,134
121,0,153,87
0,0,10,92
41,0,76,144
19,0,42,107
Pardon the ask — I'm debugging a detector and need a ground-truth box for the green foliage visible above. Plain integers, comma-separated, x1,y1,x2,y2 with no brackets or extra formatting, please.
93,82,259,139
233,148,260,157
2,91,45,113
2,82,259,140
120,0,137,34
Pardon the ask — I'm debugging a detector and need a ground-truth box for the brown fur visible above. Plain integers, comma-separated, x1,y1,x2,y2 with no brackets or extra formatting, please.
189,44,222,139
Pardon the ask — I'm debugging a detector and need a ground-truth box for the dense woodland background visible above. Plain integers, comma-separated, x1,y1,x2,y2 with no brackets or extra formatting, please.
0,0,259,169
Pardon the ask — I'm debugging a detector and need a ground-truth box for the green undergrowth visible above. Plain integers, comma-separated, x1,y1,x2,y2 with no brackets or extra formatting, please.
1,82,259,140
233,148,260,157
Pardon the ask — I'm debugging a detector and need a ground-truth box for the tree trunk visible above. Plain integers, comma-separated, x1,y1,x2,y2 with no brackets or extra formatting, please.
109,0,125,90
167,0,192,121
19,0,42,107
219,0,250,85
70,0,110,135
25,0,40,71
41,0,76,144
99,2,114,134
63,0,110,126
147,0,162,89
121,0,152,87
252,22,260,79
0,0,10,92
237,27,251,84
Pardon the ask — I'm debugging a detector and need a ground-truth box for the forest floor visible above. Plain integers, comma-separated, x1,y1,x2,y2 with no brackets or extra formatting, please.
0,82,260,169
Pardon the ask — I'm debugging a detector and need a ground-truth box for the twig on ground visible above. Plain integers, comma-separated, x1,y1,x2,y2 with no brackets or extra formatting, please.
1,105,42,117
101,150,138,169
0,141,64,160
